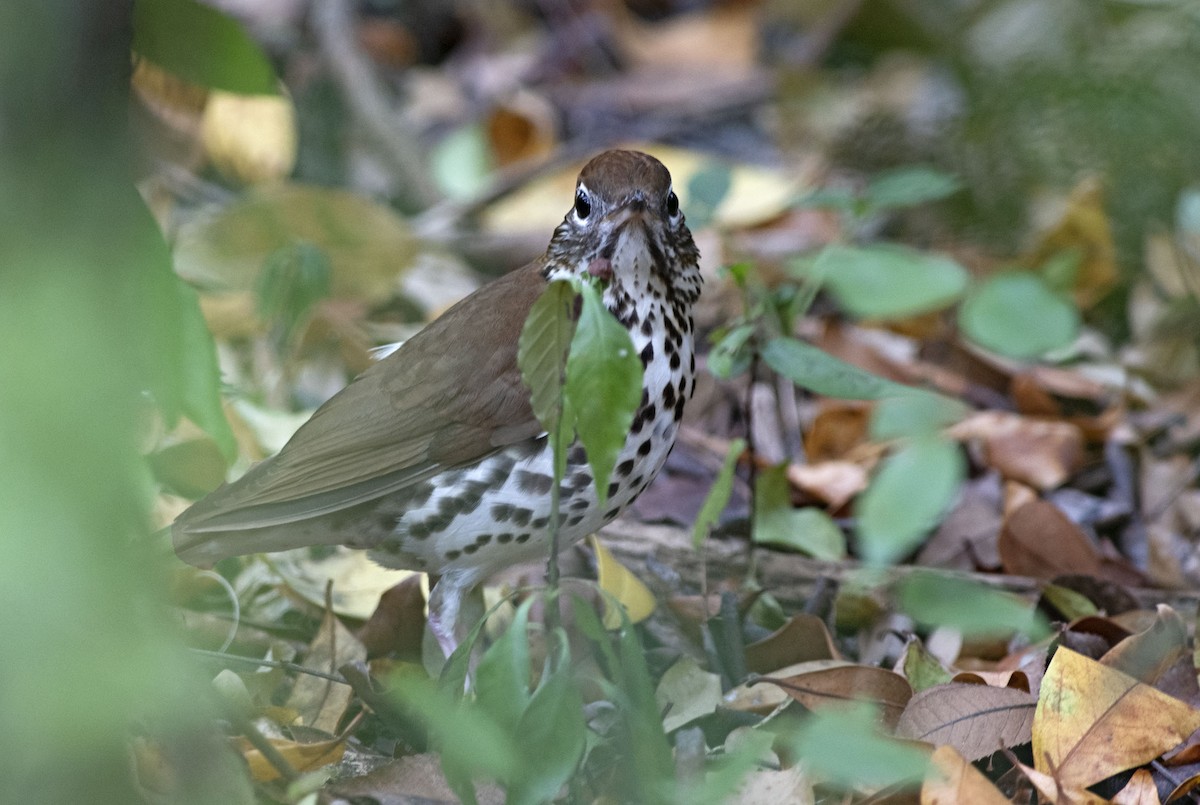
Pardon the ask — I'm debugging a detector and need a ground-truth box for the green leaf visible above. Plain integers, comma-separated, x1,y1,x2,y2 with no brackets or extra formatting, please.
518,280,578,480
432,123,494,201
707,323,755,379
388,673,516,783
857,437,964,564
870,391,967,441
132,0,278,94
175,265,237,461
257,241,332,344
762,336,911,400
865,166,963,210
565,283,643,507
753,465,846,560
508,645,587,805
473,598,533,735
692,438,745,549
803,244,969,319
897,571,1049,639
788,703,929,789
685,162,733,229
794,187,858,212
959,270,1080,358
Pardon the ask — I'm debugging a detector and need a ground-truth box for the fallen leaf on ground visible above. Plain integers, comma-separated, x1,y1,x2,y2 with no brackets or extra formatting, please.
1033,647,1200,789
896,682,1035,761
920,745,1010,805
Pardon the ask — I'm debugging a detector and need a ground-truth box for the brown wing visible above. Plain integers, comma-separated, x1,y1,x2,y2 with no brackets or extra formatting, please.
175,260,548,533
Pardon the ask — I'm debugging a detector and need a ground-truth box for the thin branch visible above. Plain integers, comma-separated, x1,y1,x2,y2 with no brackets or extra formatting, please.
309,0,439,209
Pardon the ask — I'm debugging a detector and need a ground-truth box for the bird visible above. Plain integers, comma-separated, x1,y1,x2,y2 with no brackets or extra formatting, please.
173,149,702,656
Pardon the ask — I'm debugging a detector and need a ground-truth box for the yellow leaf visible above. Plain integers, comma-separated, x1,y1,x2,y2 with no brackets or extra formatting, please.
589,534,655,628
1026,177,1118,308
202,89,297,184
236,735,346,782
921,745,1010,805
1033,648,1200,789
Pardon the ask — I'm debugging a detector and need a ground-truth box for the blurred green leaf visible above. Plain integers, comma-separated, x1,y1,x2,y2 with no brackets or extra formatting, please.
257,241,332,344
794,186,858,212
857,437,964,564
803,244,969,319
473,598,533,735
508,641,587,805
432,123,493,201
959,270,1079,358
685,162,733,229
865,166,963,211
762,336,911,400
566,282,643,507
175,262,238,461
692,438,745,549
707,324,755,379
518,280,577,480
897,572,1049,639
787,703,929,789
132,0,277,94
870,391,967,441
389,673,517,784
754,465,846,560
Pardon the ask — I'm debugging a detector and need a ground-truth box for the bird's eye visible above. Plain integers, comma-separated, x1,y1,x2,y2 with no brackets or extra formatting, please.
574,190,592,220
665,191,680,218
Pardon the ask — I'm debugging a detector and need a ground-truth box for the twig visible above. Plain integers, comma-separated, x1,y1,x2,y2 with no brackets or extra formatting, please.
309,0,439,209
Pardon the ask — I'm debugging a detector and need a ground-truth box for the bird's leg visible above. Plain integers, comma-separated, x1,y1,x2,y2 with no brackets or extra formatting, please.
426,568,481,660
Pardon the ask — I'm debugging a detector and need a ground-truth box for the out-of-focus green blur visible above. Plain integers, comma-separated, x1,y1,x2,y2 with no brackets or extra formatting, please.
0,3,246,802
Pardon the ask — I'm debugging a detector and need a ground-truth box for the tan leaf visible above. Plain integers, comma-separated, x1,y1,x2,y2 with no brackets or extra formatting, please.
591,534,656,627
897,682,1035,761
785,460,869,510
760,664,913,731
1025,176,1119,309
1112,768,1163,805
951,411,1084,490
1015,760,1111,804
1033,648,1200,789
287,608,367,733
236,735,345,782
920,745,1011,805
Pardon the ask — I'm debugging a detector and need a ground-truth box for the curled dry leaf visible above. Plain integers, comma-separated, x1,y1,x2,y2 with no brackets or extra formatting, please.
287,608,367,733
724,660,848,715
920,745,1010,805
951,411,1084,491
1015,760,1111,805
202,89,297,184
744,613,839,675
896,682,1036,761
1033,648,1200,789
785,460,869,510
1024,176,1119,309
1100,605,1187,686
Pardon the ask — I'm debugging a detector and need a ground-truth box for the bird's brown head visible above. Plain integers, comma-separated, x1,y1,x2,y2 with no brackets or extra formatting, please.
544,150,701,318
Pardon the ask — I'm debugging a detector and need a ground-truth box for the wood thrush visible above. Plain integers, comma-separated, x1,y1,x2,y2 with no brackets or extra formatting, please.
173,150,702,655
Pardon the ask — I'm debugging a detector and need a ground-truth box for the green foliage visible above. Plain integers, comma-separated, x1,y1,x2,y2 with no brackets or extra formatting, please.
567,282,644,507
519,278,643,509
257,241,333,348
432,123,494,201
132,0,278,94
959,270,1080,358
897,572,1050,640
787,704,929,789
685,162,733,229
865,166,964,211
692,437,745,549
856,436,965,565
753,465,846,560
517,280,578,481
802,244,969,319
870,392,968,441
762,336,910,400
